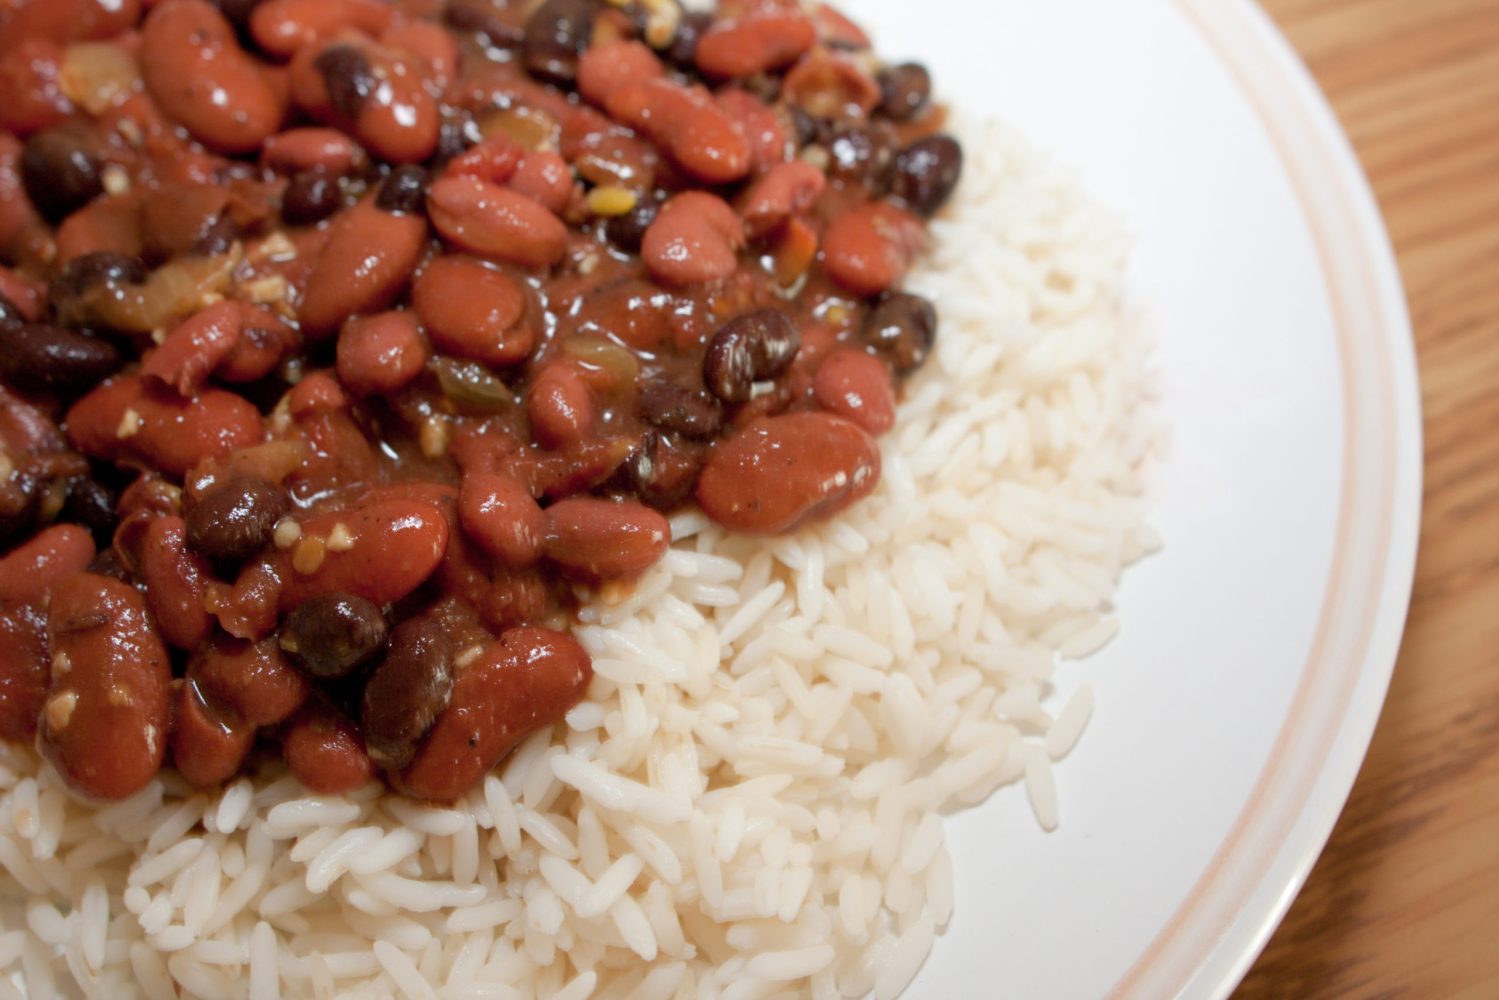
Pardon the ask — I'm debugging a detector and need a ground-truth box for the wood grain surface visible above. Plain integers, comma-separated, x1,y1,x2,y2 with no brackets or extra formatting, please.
1236,1,1499,997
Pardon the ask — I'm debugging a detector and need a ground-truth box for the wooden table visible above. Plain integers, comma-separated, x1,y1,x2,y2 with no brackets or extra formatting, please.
1235,1,1499,996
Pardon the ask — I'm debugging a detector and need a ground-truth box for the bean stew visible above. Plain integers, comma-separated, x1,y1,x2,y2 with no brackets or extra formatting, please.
0,0,961,802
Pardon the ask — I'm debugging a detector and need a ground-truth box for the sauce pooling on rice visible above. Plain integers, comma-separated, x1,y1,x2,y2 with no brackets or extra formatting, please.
0,0,962,801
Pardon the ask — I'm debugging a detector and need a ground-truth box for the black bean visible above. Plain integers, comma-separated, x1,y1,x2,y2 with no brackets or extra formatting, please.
603,199,659,254
788,106,821,149
375,165,428,216
360,617,454,769
875,62,931,122
702,309,801,403
0,295,23,331
435,108,480,163
48,251,148,327
826,123,896,191
522,0,598,85
891,134,963,216
282,169,342,226
445,0,525,48
20,126,104,222
185,476,287,565
667,10,712,67
87,546,132,582
192,213,240,257
863,292,936,373
0,472,43,553
0,324,123,393
281,593,388,680
62,476,119,548
608,431,703,510
639,381,723,439
316,45,377,120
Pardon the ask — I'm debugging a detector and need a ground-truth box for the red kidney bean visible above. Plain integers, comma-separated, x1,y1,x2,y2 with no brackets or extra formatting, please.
703,309,801,403
0,323,122,395
575,279,671,349
716,88,790,172
206,560,280,641
0,600,49,742
53,192,144,266
170,678,255,788
0,0,143,53
191,633,309,727
0,523,94,604
0,134,47,262
609,79,752,185
426,174,567,269
0,40,72,139
139,300,242,398
301,39,440,165
137,183,236,262
262,127,365,176
820,201,924,297
442,134,524,187
544,496,670,582
577,40,665,117
282,700,376,794
891,134,964,216
382,19,460,91
412,255,535,366
508,152,573,216
812,347,897,435
396,626,591,801
218,303,300,383
809,3,871,49
457,471,546,569
257,497,449,612
139,516,215,650
248,0,394,59
697,411,881,533
641,191,744,287
280,591,387,679
527,361,594,450
738,160,827,240
361,617,454,770
782,48,881,120
335,310,428,397
286,369,349,420
299,195,428,335
65,375,263,478
694,0,816,79
141,1,281,155
40,572,171,801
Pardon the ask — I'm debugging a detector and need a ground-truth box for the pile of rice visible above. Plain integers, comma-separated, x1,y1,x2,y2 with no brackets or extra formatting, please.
0,116,1160,1000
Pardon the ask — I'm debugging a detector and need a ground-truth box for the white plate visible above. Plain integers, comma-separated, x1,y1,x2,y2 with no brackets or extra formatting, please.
847,1,1422,997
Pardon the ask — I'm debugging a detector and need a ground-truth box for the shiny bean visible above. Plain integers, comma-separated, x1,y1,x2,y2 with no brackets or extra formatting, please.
543,496,670,582
413,255,535,367
262,127,364,176
0,323,121,394
458,471,546,569
522,0,598,85
782,48,880,120
603,198,658,254
139,516,216,650
299,195,428,336
40,572,171,801
426,175,568,268
820,201,923,297
694,0,816,79
336,311,428,397
576,40,664,117
0,601,49,742
139,300,242,398
863,291,936,373
281,168,342,226
738,159,826,239
280,591,387,679
696,411,881,533
891,134,963,216
170,678,255,788
218,302,299,383
61,475,118,547
812,347,897,435
249,0,393,60
361,617,454,770
0,523,94,604
375,164,429,216
191,633,309,727
282,700,376,794
527,361,594,450
703,309,801,403
20,122,102,221
0,39,72,138
47,250,146,324
311,41,439,165
641,191,743,287
397,626,591,801
639,381,724,439
137,183,234,263
186,475,287,566
141,1,281,154
65,375,264,478
876,62,931,121
508,152,573,216
608,79,752,184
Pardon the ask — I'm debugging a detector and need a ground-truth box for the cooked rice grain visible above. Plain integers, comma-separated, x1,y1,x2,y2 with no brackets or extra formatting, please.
0,115,1158,998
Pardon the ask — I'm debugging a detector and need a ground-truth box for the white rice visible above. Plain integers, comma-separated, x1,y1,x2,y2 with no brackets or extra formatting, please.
0,114,1160,997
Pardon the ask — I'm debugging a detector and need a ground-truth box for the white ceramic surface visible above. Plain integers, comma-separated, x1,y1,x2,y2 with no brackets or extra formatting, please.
844,1,1422,997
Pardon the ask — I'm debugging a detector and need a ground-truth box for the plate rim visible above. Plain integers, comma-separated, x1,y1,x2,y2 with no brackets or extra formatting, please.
1107,2,1424,997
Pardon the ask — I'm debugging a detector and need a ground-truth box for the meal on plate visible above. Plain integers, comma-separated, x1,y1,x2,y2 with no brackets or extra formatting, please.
0,0,1157,996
